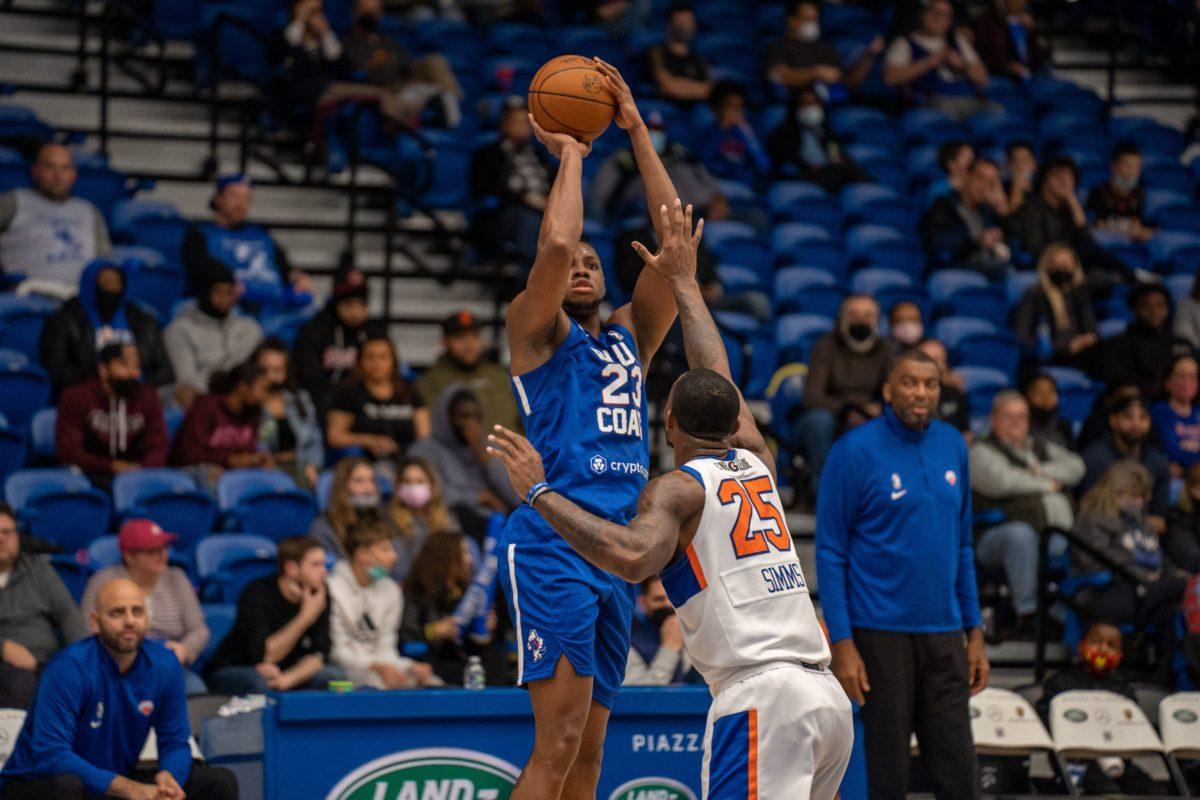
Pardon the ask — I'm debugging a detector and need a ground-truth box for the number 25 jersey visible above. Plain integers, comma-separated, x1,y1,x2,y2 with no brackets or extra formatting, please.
508,320,650,543
660,449,831,693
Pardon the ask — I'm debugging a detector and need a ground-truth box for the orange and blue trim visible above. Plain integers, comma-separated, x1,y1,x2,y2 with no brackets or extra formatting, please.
709,708,760,800
661,543,707,606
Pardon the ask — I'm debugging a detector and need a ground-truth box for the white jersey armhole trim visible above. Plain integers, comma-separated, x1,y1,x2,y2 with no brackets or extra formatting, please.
512,376,532,416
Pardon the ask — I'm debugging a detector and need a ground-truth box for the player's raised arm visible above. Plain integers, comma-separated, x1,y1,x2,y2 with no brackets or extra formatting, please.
595,59,687,366
505,118,590,372
487,426,701,582
634,201,774,474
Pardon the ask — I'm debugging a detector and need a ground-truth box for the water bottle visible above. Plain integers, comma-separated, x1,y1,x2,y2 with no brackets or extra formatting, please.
464,656,485,690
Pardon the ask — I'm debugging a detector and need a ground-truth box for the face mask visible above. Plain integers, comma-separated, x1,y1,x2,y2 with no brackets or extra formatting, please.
798,21,820,41
397,483,432,509
357,14,380,32
648,607,675,628
1048,270,1074,288
666,24,693,44
797,104,825,127
848,323,874,342
1118,497,1143,515
1113,174,1138,193
891,320,923,346
367,565,389,582
96,288,123,320
348,493,379,511
648,129,667,155
109,377,138,398
1029,406,1057,426
268,381,286,394
1080,642,1122,676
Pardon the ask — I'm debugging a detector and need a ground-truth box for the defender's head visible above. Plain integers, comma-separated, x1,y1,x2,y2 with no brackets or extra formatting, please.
665,368,742,449
562,240,607,319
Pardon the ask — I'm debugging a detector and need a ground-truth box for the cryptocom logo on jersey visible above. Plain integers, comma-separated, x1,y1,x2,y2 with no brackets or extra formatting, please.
589,455,649,479
324,748,520,800
606,777,698,800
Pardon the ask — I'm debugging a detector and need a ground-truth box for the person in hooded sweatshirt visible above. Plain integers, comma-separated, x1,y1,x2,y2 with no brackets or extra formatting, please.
55,343,168,493
1087,283,1195,398
409,385,520,539
39,258,173,396
292,267,385,416
164,258,263,409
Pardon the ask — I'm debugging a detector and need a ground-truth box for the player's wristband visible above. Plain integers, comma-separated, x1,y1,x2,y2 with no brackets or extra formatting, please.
526,482,553,507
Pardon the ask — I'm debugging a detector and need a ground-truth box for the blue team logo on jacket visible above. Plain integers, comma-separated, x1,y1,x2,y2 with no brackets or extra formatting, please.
526,629,547,662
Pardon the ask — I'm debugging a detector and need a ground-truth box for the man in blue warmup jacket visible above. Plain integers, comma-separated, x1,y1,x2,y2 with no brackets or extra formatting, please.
0,578,237,800
816,348,990,800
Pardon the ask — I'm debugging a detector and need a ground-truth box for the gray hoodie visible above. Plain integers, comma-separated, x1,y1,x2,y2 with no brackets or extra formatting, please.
0,553,88,666
409,384,521,512
164,303,263,395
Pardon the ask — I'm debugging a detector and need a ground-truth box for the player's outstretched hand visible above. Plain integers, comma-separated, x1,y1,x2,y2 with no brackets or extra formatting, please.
631,198,704,286
593,57,641,131
529,115,591,160
487,425,546,499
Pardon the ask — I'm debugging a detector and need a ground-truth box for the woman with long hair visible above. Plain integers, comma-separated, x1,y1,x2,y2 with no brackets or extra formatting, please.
1012,242,1098,366
1073,460,1186,635
255,338,324,488
388,456,460,545
326,335,430,461
1166,463,1200,574
1150,354,1200,475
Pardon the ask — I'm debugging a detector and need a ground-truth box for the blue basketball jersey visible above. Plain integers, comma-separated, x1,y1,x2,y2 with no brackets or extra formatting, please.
508,319,650,543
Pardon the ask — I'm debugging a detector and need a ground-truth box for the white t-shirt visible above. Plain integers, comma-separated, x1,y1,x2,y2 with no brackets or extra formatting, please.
885,31,981,71
0,568,11,590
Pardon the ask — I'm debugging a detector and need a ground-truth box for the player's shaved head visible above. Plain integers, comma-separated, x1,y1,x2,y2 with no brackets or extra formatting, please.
668,368,741,441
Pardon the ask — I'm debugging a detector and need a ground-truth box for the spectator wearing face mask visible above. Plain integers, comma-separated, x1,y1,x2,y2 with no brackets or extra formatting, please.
293,267,386,416
56,343,169,493
1012,243,1097,367
917,338,971,436
1023,373,1075,450
887,301,925,356
1151,355,1200,474
388,457,462,548
1080,394,1172,530
644,3,712,105
1087,143,1155,245
410,386,521,539
765,0,883,94
1088,284,1195,399
254,339,323,489
308,457,411,581
1035,623,1155,795
164,258,264,409
328,519,440,689
766,87,871,193
39,258,174,397
798,295,890,491
920,157,1012,280
624,576,692,685
416,312,521,436
1073,461,1187,649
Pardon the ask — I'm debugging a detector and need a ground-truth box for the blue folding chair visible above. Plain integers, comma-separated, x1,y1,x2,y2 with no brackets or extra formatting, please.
776,241,846,278
775,314,834,364
0,294,58,362
956,331,1020,378
113,469,217,556
1142,164,1194,196
0,362,50,427
30,407,56,460
0,426,26,484
767,181,826,213
49,553,92,602
771,196,842,232
193,604,237,673
771,222,833,260
196,533,277,603
87,535,122,570
934,317,998,350
1152,232,1200,270
123,258,185,322
842,196,915,234
942,286,1009,327
1157,207,1200,236
5,468,111,551
73,164,132,222
216,469,318,541
773,265,840,295
780,284,845,317
844,225,914,267
839,183,900,216
928,270,989,307
1057,384,1101,424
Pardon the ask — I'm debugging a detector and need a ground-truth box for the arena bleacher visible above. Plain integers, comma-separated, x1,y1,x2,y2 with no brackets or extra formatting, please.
0,0,1198,797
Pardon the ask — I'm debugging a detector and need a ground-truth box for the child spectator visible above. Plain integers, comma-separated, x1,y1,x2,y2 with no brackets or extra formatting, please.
170,360,273,488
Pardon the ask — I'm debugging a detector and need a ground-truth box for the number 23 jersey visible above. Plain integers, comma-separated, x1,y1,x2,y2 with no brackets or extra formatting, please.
508,320,650,543
661,449,831,692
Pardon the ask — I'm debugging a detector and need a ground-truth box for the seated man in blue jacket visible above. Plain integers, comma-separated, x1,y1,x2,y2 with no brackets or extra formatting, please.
0,578,237,800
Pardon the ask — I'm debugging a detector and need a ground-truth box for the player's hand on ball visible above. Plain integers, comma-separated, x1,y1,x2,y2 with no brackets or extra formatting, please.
529,115,591,160
487,425,546,499
593,57,641,131
631,198,704,286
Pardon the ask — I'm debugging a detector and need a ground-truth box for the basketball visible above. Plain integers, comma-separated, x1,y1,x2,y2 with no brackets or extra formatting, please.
527,55,616,143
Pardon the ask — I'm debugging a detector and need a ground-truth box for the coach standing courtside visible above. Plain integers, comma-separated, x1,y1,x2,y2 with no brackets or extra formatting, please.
816,349,989,799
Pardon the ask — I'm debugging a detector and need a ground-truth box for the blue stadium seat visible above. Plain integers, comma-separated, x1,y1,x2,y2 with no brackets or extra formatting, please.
842,196,915,234
719,328,746,387
942,287,1009,327
113,469,218,555
844,224,913,265
196,533,277,603
0,426,26,484
1039,366,1093,390
955,332,1020,378
0,294,58,362
1097,318,1127,338
49,553,91,602
934,317,998,350
1167,274,1194,302
776,241,846,277
770,196,842,231
73,164,132,221
193,603,237,673
6,468,111,551
829,106,890,137
850,267,912,296
87,535,121,570
1142,163,1194,195
773,265,839,295
216,469,318,541
1058,385,1102,423
1157,207,1200,235
0,362,50,427
957,365,1010,411
422,140,473,210
1007,270,1039,305
124,258,185,322
861,162,906,194
771,222,832,260
780,284,845,318
703,220,758,249
1151,232,1200,269
714,265,765,294
875,286,930,321
928,270,989,306
0,156,29,192
30,407,55,460
775,313,833,364
900,108,961,146
1144,190,1193,224
839,183,901,216
127,217,188,264
766,181,826,213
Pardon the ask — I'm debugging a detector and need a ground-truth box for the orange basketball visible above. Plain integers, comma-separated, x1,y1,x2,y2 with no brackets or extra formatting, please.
527,55,617,144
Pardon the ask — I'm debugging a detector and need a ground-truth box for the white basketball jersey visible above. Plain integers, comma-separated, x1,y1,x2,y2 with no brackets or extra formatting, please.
659,449,830,693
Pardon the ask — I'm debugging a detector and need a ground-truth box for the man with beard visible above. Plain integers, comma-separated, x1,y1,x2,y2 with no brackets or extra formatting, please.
496,59,690,799
0,578,238,799
1079,393,1172,531
55,343,169,493
816,350,989,799
417,311,520,434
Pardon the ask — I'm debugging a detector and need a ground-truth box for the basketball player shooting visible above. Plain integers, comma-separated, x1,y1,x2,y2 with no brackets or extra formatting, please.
497,59,695,800
490,200,855,800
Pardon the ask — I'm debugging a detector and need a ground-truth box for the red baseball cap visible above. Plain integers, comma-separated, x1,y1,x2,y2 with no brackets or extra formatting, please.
118,519,178,552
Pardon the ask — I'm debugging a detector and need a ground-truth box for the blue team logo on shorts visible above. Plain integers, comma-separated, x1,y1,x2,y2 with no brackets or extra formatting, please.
526,629,547,662
590,455,608,475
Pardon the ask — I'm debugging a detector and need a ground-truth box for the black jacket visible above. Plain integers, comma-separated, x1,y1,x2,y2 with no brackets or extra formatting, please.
1085,322,1195,398
291,304,386,416
39,299,173,395
1012,285,1097,356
